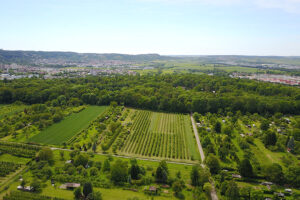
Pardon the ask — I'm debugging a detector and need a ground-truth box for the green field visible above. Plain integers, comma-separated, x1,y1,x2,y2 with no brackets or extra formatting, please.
28,106,108,145
121,110,200,162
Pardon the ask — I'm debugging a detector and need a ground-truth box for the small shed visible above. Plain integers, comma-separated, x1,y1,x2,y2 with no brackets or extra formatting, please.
60,183,81,190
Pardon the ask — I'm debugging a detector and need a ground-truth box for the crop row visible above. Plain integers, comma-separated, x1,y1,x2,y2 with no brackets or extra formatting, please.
121,111,192,160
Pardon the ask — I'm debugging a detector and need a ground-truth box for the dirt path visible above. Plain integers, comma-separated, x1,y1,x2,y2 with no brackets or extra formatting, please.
190,114,205,162
50,147,195,166
190,114,218,200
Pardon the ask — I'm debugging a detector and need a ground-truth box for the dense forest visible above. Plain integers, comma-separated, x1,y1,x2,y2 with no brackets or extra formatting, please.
1,74,299,115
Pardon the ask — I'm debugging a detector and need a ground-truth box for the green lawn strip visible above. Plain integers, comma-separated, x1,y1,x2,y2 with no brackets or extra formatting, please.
28,106,108,145
185,115,200,161
0,154,30,164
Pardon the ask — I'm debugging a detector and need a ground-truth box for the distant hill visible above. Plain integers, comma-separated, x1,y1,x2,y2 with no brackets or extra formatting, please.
0,49,169,65
176,55,300,66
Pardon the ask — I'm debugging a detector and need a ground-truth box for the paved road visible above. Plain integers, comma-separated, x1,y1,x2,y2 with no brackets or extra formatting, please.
190,114,218,200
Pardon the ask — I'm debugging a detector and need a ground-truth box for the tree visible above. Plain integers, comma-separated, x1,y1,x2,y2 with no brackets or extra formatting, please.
225,181,239,200
223,125,232,137
59,151,64,161
74,154,89,167
239,159,253,178
260,120,269,131
263,163,284,185
83,182,93,198
220,181,228,195
87,191,103,200
191,165,200,186
111,159,128,184
30,178,42,193
293,129,300,141
92,142,97,152
74,187,82,200
206,154,220,174
264,131,277,146
214,121,222,133
38,148,54,163
172,180,184,196
287,137,295,152
203,182,212,197
89,167,98,176
129,161,140,180
285,164,300,188
102,159,110,172
155,160,169,184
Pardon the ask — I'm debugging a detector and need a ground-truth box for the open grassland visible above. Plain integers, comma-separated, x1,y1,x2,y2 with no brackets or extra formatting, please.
0,104,27,120
121,110,200,161
28,106,108,145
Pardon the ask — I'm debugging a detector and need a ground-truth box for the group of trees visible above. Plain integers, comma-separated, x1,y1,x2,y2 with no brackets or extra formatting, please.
1,74,299,115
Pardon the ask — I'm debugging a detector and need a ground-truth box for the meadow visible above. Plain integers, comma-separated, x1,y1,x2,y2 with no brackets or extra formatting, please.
0,104,27,120
28,106,108,145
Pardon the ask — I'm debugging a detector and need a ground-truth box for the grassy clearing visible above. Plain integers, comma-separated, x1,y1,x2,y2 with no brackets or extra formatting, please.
28,106,108,145
0,154,30,164
0,104,27,119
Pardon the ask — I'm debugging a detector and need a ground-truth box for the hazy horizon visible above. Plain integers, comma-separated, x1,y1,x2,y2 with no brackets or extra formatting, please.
1,0,300,56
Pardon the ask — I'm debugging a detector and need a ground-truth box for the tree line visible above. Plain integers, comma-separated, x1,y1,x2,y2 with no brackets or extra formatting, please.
1,74,299,115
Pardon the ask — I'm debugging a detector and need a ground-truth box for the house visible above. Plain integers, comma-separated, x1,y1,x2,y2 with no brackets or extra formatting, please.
261,182,273,186
60,183,81,190
222,120,226,123
206,128,211,132
196,123,201,127
240,134,245,138
65,160,72,164
277,128,282,133
247,132,253,136
144,186,158,195
284,188,292,193
17,186,33,192
274,192,285,198
232,174,242,179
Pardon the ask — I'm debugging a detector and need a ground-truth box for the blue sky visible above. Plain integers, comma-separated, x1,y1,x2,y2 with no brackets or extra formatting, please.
0,0,300,55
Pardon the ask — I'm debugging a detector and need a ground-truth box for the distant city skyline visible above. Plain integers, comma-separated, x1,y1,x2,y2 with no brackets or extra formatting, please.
1,0,300,56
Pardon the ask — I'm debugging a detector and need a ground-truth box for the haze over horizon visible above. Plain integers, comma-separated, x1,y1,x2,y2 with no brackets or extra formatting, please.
1,0,300,56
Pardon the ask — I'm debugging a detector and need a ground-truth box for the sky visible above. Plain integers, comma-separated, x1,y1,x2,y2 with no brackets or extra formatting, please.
0,0,300,56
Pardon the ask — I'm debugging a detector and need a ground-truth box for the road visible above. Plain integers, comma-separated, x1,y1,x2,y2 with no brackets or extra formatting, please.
190,114,218,200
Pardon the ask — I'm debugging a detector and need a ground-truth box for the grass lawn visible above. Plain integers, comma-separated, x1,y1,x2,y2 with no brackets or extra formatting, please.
28,106,108,145
0,154,30,164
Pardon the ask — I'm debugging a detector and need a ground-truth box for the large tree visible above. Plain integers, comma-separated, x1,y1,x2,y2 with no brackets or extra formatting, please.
156,160,169,184
239,158,253,178
110,159,128,184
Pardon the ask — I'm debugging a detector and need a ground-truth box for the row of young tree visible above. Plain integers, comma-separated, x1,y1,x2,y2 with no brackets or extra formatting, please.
1,74,299,115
